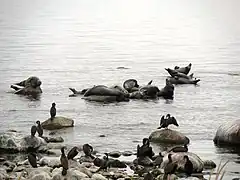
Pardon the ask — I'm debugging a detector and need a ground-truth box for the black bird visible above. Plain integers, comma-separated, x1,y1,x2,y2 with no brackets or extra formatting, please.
96,153,109,172
67,146,79,160
83,144,95,159
31,125,37,137
28,152,37,168
36,121,43,137
158,114,179,129
138,138,154,159
184,155,193,176
60,147,68,176
144,172,154,180
168,144,188,153
163,154,178,180
153,152,164,167
50,102,56,120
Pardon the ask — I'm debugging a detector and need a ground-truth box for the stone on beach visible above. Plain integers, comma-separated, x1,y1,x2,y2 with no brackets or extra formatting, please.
41,116,74,130
213,119,240,146
149,129,190,145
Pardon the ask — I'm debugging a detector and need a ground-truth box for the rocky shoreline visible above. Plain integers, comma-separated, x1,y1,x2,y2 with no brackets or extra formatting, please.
0,129,218,180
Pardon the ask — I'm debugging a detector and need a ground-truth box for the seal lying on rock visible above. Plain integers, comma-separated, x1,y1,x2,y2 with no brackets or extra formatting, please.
10,76,42,96
168,76,200,85
157,79,174,99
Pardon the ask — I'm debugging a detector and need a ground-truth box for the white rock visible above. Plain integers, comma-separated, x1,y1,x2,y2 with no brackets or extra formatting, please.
92,173,108,180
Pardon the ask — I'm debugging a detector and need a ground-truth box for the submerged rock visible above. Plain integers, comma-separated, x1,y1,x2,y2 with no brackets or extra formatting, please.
41,116,74,130
109,151,121,158
149,129,190,145
213,120,240,146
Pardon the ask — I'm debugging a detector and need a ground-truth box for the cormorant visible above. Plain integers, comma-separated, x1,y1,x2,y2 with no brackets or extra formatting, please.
158,114,179,129
184,155,193,176
153,152,164,167
31,125,37,137
83,144,95,159
96,153,109,172
36,121,43,137
50,102,56,120
138,138,154,159
28,152,37,168
163,154,178,180
60,147,68,176
67,146,78,160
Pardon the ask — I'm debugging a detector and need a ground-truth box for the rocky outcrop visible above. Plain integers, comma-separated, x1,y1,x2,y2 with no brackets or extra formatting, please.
41,116,74,130
149,129,190,145
213,120,240,146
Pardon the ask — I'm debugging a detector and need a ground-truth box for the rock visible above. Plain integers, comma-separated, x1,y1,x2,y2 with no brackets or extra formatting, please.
149,129,190,144
122,151,133,156
203,160,216,169
79,156,95,163
213,120,240,146
0,158,5,162
52,167,89,180
29,170,51,180
92,173,108,180
13,166,26,172
156,174,178,180
3,161,16,172
44,136,64,143
41,116,74,130
20,135,47,150
161,152,204,173
109,151,122,158
39,157,61,168
133,156,153,166
0,168,8,179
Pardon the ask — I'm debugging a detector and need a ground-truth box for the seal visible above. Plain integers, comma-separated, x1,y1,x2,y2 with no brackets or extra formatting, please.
168,76,200,85
174,63,192,75
60,147,68,176
50,103,56,120
165,68,194,79
123,79,140,92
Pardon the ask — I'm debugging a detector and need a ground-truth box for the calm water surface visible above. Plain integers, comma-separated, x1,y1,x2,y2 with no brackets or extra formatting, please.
0,0,240,179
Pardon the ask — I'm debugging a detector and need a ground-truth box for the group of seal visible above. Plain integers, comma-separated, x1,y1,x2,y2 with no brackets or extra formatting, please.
165,63,201,85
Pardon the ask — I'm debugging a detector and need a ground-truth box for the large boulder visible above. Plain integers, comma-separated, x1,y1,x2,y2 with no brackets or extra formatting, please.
149,129,190,145
161,152,204,173
41,116,74,130
213,120,240,146
10,76,42,97
20,135,46,150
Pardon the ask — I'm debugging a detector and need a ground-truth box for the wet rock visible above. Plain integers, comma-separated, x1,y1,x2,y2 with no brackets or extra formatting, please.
133,156,153,166
99,135,106,137
41,116,74,130
149,129,190,145
79,155,95,163
213,119,240,146
109,151,122,158
109,159,127,168
13,166,26,172
20,135,47,150
92,173,108,180
203,160,216,169
122,151,133,156
3,161,16,172
161,152,204,173
0,157,5,162
44,136,64,143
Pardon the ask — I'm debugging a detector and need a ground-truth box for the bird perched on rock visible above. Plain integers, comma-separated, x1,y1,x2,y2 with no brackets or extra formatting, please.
137,138,154,159
153,152,164,167
184,155,193,176
96,153,109,172
168,144,188,153
83,144,95,159
158,114,179,129
60,147,68,176
31,125,37,137
163,154,178,180
28,152,37,168
36,121,43,137
50,102,56,120
67,146,79,160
